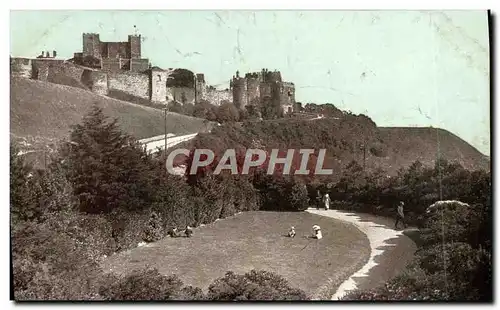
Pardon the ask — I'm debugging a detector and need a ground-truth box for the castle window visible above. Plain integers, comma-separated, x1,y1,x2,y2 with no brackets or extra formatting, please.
158,74,161,81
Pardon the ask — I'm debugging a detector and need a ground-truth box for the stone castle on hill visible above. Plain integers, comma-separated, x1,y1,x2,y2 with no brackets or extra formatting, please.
74,33,150,72
231,69,295,114
10,32,296,114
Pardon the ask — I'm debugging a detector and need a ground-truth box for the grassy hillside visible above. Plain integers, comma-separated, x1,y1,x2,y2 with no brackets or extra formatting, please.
377,127,490,172
10,77,214,144
173,116,489,178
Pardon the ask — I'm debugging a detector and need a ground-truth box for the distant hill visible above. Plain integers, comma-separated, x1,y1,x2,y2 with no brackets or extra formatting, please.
10,77,215,163
377,127,490,172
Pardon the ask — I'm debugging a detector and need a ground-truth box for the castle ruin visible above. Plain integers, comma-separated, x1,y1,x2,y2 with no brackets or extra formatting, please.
231,69,295,114
11,32,296,115
74,33,150,72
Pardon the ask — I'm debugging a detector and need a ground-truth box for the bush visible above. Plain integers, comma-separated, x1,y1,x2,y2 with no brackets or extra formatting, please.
12,212,103,300
98,268,204,300
207,270,308,300
142,211,164,243
10,143,40,223
193,100,218,121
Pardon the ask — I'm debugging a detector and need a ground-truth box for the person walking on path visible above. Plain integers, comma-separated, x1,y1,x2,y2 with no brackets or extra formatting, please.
323,193,331,210
394,201,407,229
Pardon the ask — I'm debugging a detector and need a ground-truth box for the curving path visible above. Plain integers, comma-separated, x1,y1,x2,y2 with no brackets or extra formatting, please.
306,208,417,300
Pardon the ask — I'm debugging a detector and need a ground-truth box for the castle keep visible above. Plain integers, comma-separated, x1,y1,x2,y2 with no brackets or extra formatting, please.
10,32,296,114
74,33,150,72
231,69,295,114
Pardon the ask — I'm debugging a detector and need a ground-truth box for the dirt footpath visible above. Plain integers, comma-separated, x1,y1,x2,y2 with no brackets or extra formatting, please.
306,209,417,299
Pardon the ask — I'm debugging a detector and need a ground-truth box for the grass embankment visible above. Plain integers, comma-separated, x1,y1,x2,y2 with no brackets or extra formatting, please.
10,77,216,167
101,211,370,299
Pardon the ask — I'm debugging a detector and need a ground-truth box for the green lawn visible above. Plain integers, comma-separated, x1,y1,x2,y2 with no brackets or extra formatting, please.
101,211,370,299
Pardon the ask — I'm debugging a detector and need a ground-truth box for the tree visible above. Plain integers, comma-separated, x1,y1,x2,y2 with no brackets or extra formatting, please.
216,102,240,123
10,143,36,222
244,105,261,120
60,104,157,214
260,97,283,120
193,100,217,121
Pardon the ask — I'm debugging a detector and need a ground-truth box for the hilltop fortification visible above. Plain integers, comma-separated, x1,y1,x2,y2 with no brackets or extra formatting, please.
10,32,296,115
231,69,296,114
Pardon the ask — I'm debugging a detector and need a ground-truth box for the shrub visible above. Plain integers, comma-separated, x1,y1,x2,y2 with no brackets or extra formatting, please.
215,102,240,123
142,211,164,243
98,268,203,300
207,270,308,301
10,143,40,223
12,213,103,300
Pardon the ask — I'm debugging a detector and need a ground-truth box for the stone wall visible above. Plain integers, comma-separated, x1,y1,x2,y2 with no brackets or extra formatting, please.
281,82,296,109
108,71,150,99
81,69,108,95
102,58,121,71
10,58,32,78
130,58,149,72
204,88,232,106
32,59,65,81
47,62,85,82
259,82,272,100
246,77,260,106
167,87,196,105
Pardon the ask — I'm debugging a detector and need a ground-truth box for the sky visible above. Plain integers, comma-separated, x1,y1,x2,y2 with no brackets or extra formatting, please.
10,10,490,155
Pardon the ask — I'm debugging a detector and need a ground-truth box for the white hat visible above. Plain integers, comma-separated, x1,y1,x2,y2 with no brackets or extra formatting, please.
312,225,321,231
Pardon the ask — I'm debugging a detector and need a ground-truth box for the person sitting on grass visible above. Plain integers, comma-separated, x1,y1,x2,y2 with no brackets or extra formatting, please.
184,225,193,238
312,225,322,240
288,226,296,238
168,227,181,238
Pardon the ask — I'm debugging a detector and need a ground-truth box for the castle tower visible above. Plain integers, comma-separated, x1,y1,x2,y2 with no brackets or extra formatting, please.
150,67,169,104
195,73,206,102
83,33,101,58
232,71,248,109
281,82,296,114
128,35,141,59
245,73,260,106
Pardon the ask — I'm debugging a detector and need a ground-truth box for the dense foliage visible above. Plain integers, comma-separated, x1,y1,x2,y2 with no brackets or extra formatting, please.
10,104,491,301
207,270,308,300
338,165,492,301
10,105,303,300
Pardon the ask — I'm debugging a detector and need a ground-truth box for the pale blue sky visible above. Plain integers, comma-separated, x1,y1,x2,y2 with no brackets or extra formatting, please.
10,10,490,155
